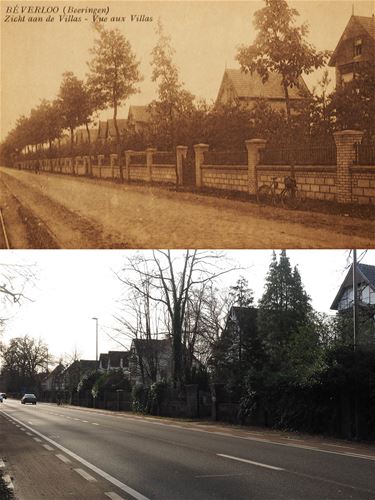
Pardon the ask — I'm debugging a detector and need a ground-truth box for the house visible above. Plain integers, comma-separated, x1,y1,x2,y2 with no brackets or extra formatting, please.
331,263,375,311
74,127,99,145
129,337,203,386
129,338,173,386
127,105,151,133
107,119,128,141
329,15,375,88
215,68,309,111
99,351,130,373
41,363,65,392
331,263,375,346
61,359,98,391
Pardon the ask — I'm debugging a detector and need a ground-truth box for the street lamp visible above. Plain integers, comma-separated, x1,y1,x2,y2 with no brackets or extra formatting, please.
92,317,99,363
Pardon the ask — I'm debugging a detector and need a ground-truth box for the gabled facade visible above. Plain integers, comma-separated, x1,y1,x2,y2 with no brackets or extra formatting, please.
331,263,375,311
128,105,151,133
41,363,65,392
99,351,130,372
329,15,375,88
215,68,309,111
61,359,98,391
129,338,173,386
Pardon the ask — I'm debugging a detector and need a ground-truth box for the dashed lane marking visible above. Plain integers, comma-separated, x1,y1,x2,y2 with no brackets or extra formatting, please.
26,432,32,436
74,468,97,482
1,410,150,500
92,422,100,426
33,437,42,443
217,453,284,471
43,444,54,451
56,454,71,464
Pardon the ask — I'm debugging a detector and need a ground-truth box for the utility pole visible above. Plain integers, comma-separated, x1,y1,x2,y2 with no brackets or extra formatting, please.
352,249,358,351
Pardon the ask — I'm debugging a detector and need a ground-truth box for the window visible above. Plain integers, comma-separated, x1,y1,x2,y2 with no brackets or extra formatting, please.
354,38,362,57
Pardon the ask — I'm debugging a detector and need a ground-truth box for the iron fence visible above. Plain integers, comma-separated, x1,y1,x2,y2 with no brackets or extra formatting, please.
204,150,248,166
153,151,176,165
260,144,337,166
354,144,375,166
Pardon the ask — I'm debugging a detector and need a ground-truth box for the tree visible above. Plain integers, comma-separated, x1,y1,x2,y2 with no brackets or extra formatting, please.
117,251,235,386
57,72,95,153
149,19,195,149
328,63,375,141
0,262,36,326
87,23,142,181
236,0,329,152
257,250,312,378
1,335,48,392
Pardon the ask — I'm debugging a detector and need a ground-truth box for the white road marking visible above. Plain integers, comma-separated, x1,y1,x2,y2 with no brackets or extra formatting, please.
82,420,89,423
74,468,97,482
56,454,71,464
92,422,99,426
105,492,125,500
28,421,34,424
33,437,42,443
0,459,5,468
2,410,150,500
20,427,25,431
26,432,32,436
217,453,284,471
43,444,54,451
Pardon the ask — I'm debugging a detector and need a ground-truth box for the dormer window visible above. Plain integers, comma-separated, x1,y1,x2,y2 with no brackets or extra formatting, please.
354,38,362,57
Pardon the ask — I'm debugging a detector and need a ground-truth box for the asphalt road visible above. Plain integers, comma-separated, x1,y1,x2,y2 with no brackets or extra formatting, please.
2,167,375,249
1,399,375,500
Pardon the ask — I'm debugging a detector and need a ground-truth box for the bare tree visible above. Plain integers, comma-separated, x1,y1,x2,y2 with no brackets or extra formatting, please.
116,250,236,386
0,262,37,326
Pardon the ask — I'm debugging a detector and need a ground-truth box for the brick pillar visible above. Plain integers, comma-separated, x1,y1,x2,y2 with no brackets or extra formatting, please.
125,150,133,181
146,148,156,182
334,130,364,204
245,139,267,195
193,144,209,188
176,146,188,186
110,154,118,167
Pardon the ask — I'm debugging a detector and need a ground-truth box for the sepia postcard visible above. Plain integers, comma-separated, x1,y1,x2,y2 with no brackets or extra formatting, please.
0,0,374,249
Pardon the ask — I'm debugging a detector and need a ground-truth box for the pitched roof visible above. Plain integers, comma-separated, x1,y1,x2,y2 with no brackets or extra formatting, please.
132,338,172,357
99,353,108,368
331,263,375,310
329,15,375,66
108,351,130,368
107,119,128,137
128,105,151,123
356,15,375,40
220,69,309,102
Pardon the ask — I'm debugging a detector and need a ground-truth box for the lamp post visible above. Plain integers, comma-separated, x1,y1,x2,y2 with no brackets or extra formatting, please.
92,317,99,364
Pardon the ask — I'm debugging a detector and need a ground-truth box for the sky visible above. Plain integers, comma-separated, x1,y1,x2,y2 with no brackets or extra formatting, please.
1,249,373,363
1,0,374,140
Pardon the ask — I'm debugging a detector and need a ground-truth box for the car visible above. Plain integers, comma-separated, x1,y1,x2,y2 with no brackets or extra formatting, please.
0,392,7,399
0,395,3,403
21,394,37,405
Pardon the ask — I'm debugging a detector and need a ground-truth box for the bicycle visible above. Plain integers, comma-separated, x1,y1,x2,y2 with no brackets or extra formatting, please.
257,176,302,209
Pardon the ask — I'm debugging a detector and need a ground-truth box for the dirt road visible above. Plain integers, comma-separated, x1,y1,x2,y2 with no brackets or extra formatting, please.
1,167,374,249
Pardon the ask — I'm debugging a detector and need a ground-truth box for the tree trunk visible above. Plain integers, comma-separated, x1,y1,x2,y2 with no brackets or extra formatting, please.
113,102,123,183
283,82,295,178
70,128,74,151
85,121,92,176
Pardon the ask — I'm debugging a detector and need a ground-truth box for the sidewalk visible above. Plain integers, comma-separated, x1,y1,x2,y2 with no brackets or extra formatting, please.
0,411,125,499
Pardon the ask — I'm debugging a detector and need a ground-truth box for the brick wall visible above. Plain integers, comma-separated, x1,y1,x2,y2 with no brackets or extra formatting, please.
201,165,248,192
351,166,375,204
257,165,337,201
129,165,149,182
151,164,177,184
